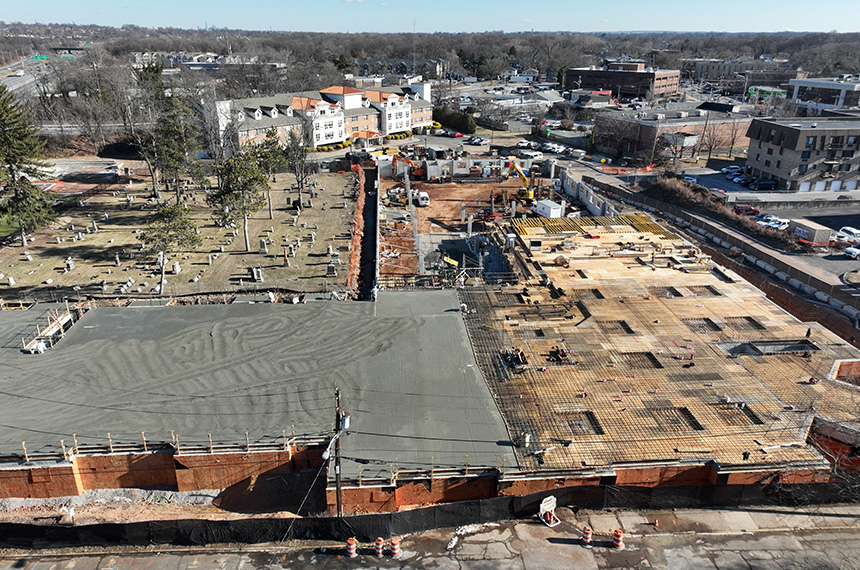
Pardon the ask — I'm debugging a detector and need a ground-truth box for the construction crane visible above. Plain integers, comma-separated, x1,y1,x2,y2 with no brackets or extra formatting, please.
392,155,425,179
506,162,535,202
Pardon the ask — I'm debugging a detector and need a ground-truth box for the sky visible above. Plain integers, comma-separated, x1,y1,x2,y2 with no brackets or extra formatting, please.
4,0,859,33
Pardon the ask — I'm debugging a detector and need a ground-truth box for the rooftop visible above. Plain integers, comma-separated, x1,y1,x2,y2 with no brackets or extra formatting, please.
752,117,860,131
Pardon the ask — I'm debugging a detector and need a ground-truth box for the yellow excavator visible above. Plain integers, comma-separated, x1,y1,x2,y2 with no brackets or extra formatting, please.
506,162,535,202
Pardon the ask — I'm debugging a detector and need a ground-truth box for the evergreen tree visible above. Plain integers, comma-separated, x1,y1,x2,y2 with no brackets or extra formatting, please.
0,85,55,247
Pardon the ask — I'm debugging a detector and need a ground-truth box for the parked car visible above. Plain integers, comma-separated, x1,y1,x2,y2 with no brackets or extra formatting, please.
766,218,790,231
837,195,854,200
734,175,754,186
683,176,698,184
516,139,531,148
749,179,779,191
837,227,860,243
846,246,860,259
754,213,776,223
734,204,761,216
721,165,743,174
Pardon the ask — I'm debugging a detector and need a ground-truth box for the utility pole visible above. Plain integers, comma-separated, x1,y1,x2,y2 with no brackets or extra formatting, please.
334,387,343,517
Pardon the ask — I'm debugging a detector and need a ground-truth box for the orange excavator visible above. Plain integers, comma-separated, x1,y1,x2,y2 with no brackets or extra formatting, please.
392,155,425,179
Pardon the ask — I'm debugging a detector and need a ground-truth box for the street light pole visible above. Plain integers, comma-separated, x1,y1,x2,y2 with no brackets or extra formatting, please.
334,387,343,517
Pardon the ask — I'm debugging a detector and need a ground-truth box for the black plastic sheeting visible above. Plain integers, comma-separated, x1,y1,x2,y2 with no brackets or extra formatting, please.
0,482,854,548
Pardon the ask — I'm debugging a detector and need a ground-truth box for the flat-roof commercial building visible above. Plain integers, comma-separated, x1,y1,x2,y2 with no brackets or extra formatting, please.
565,63,681,100
594,106,753,162
789,75,860,116
745,117,860,192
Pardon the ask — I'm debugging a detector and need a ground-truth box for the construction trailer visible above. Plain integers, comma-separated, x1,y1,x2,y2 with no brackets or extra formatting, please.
531,199,564,218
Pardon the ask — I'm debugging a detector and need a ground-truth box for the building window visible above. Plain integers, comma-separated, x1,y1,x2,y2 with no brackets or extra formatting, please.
756,153,761,161
799,164,808,174
779,147,784,155
758,141,762,148
352,126,359,132
776,160,781,169
765,160,771,167
806,136,815,147
767,147,773,155
843,150,855,158
315,133,320,141
801,150,811,159
839,164,851,172
848,136,857,146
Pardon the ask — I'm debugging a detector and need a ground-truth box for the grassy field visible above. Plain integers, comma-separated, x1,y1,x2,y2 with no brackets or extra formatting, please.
0,171,359,301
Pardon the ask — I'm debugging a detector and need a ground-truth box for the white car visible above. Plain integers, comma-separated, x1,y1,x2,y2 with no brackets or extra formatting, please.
767,219,790,231
845,246,860,259
683,176,698,184
838,226,860,243
516,140,531,148
721,166,742,174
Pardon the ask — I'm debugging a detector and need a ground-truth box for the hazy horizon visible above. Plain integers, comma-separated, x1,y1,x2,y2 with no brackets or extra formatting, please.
3,0,859,34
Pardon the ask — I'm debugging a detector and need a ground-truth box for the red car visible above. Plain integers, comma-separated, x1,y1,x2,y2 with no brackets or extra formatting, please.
733,204,761,216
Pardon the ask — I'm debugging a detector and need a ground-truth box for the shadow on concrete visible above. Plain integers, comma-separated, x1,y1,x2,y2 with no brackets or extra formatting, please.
214,466,327,516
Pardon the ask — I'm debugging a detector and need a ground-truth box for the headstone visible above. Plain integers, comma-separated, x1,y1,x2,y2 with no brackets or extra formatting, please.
115,254,121,267
172,262,181,275
331,252,341,265
208,255,213,265
259,239,268,255
25,254,32,262
326,264,337,278
91,221,98,232
56,237,62,244
251,267,264,283
8,276,15,286
327,245,333,255
103,212,110,221
65,258,75,271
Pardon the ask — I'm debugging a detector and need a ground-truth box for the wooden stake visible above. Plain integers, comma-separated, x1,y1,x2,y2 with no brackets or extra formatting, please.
430,456,434,479
107,432,113,453
72,434,79,454
21,441,29,463
282,430,287,451
358,467,362,487
141,432,147,452
465,455,469,475
170,430,175,444
175,435,180,455
291,424,295,438
245,432,250,451
60,440,67,460
208,434,213,453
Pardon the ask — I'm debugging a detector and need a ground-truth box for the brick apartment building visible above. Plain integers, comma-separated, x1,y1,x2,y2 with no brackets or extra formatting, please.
565,62,680,100
745,117,860,192
212,83,434,156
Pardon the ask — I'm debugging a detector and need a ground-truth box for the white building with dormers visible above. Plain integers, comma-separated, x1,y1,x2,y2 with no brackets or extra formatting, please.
210,82,433,156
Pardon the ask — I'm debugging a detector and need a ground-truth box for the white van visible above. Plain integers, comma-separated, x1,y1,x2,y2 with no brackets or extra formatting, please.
417,191,430,207
520,150,544,160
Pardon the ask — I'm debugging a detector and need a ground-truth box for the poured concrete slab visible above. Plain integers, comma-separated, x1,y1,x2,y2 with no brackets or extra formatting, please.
0,291,517,478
